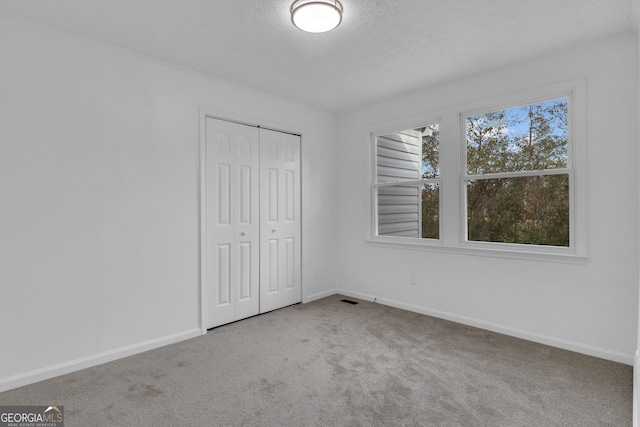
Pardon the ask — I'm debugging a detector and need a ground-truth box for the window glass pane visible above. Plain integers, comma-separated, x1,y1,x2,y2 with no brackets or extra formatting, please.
422,124,439,179
376,130,422,183
466,99,567,175
467,174,569,246
378,183,422,238
375,124,440,240
377,183,440,239
376,125,439,183
421,183,439,239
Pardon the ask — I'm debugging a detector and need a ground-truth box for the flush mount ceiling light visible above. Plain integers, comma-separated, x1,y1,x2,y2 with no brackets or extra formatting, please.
291,0,343,33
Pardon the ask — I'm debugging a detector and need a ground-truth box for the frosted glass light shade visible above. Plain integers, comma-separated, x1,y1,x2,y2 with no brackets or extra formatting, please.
291,0,343,33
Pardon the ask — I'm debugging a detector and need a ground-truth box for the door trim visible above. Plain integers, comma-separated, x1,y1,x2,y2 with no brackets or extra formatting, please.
199,107,304,334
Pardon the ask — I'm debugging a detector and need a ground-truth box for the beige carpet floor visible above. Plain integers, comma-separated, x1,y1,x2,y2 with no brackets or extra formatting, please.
0,294,632,426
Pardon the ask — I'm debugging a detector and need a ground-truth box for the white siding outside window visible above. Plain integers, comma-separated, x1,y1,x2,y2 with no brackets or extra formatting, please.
376,130,422,238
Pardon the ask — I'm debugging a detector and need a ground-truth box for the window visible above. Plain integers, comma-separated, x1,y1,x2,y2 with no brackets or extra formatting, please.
369,82,586,261
464,99,570,247
374,125,440,239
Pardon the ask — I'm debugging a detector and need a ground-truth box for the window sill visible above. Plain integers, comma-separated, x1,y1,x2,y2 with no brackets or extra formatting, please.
366,238,588,264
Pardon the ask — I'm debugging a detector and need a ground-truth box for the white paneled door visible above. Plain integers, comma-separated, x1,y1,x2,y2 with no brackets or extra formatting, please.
205,118,301,329
206,118,260,329
259,128,301,313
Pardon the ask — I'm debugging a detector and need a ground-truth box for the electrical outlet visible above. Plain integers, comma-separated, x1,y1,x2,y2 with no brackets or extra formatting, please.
410,273,417,286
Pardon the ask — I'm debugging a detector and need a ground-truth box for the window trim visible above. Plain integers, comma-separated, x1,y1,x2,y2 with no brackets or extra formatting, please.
367,79,587,263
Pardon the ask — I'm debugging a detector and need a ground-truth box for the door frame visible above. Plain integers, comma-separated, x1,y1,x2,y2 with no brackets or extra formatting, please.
199,107,304,334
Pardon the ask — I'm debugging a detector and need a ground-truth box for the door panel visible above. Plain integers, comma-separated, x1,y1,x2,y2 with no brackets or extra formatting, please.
285,238,295,291
206,118,260,328
260,129,301,313
217,244,231,305
285,170,295,221
267,239,278,293
238,166,251,224
233,123,260,322
267,168,278,222
238,242,251,300
217,164,231,225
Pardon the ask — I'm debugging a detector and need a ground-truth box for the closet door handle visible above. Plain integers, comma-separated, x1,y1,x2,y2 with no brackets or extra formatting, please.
240,232,246,236
271,229,277,233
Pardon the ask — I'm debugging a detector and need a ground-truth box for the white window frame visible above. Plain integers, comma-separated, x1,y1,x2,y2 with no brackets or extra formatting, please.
372,123,441,242
367,80,587,263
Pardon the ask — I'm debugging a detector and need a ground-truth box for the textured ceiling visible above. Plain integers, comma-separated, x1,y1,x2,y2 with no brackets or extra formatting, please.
0,0,634,112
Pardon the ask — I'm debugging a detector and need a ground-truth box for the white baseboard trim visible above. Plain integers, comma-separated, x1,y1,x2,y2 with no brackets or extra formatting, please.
303,288,338,304
336,288,634,365
0,328,202,393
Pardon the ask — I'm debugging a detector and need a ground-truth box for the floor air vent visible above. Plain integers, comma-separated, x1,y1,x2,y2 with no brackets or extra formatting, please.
341,299,358,305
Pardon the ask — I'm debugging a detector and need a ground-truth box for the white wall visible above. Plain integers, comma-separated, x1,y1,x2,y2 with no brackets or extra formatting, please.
335,32,639,364
0,15,337,391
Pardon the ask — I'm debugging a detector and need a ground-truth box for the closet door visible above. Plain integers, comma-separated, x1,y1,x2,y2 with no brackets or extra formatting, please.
259,128,302,313
205,118,260,329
